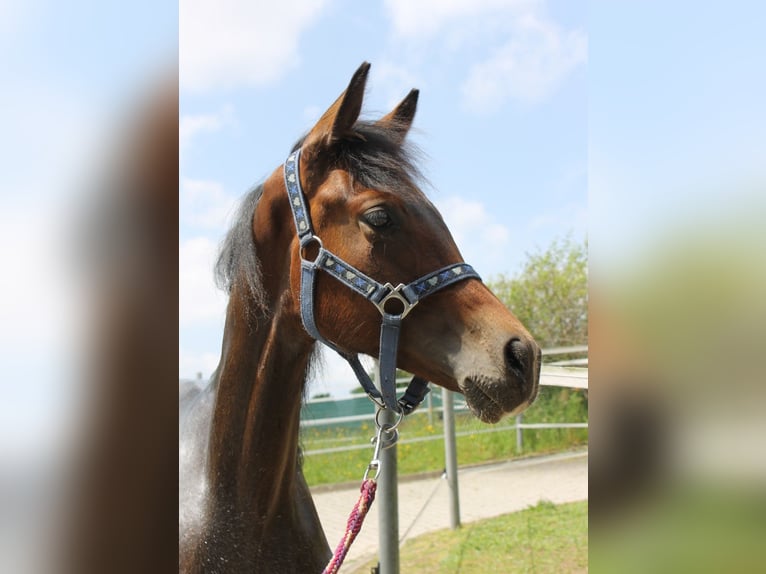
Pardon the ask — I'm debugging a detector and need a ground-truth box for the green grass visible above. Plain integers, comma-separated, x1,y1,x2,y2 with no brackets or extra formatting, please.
590,486,766,573
302,387,588,487
351,500,588,574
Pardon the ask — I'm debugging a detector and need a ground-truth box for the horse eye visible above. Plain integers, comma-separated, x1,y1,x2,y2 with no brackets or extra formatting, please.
363,208,392,229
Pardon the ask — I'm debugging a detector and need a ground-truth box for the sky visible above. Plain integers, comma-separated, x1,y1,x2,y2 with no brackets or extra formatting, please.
179,0,588,396
589,1,766,268
0,0,760,450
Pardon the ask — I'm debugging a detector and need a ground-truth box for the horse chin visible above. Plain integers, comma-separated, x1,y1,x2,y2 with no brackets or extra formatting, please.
459,376,530,424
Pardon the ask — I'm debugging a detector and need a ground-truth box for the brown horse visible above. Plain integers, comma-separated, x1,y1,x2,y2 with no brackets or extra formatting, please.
179,62,540,573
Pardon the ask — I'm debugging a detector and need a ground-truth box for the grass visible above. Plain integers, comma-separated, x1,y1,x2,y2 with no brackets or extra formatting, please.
351,500,588,574
590,486,766,573
302,387,588,487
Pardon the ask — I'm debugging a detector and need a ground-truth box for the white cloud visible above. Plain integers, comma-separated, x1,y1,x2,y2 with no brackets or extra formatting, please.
180,105,233,150
462,15,587,110
179,237,228,327
180,0,330,91
302,105,321,124
435,196,513,276
373,61,422,109
180,178,238,231
383,0,585,111
385,0,539,40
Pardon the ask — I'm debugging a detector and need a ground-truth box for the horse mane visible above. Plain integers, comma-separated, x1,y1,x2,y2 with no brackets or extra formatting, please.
215,120,427,321
214,183,268,317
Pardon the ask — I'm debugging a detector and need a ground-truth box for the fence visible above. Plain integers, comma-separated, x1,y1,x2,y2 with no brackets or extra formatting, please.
300,345,588,454
300,346,588,574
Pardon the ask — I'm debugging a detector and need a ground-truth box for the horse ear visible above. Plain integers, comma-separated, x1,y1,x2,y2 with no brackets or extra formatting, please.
377,89,419,144
303,62,371,150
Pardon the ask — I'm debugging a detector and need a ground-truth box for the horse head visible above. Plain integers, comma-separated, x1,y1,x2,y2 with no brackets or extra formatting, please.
256,63,540,423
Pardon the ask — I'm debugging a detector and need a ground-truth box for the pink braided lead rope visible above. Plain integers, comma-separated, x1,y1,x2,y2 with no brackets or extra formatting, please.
322,478,378,574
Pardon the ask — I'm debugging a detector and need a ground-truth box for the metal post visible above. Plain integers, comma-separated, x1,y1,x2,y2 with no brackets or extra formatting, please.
516,412,523,453
441,388,460,529
377,406,400,574
426,384,434,426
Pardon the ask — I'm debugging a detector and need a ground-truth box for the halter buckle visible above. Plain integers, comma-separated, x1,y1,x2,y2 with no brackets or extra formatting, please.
374,283,417,318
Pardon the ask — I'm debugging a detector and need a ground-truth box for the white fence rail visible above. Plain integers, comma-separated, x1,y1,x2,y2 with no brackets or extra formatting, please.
301,347,588,455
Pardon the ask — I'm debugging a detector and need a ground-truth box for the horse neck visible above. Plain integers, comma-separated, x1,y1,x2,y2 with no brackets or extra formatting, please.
208,284,314,519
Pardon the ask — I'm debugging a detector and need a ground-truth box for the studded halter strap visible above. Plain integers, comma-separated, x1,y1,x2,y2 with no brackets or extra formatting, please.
284,148,481,414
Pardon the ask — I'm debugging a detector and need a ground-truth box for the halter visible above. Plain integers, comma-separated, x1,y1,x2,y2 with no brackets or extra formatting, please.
284,148,480,414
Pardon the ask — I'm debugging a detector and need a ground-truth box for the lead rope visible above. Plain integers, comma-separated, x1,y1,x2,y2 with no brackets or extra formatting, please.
322,410,400,574
321,479,377,574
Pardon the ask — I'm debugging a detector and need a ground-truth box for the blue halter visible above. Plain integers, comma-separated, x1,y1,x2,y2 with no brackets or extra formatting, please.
284,148,481,414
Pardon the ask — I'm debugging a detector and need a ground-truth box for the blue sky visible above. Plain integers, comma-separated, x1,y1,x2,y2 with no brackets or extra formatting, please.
179,0,588,395
589,1,766,266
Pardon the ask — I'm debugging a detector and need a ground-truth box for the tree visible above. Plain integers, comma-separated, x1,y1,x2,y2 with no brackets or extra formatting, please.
488,236,587,349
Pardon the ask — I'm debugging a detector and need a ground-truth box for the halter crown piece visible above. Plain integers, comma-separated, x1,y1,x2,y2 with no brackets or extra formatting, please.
284,148,481,414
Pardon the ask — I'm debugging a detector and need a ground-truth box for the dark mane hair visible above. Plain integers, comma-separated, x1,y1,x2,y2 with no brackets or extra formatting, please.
215,120,426,318
293,120,426,194
214,184,267,315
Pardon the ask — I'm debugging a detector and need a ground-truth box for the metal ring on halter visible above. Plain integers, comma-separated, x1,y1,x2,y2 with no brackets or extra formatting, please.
375,408,404,434
364,392,386,410
299,235,323,263
374,283,418,318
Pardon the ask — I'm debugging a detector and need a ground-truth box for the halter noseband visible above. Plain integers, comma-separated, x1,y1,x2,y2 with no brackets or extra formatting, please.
284,148,480,414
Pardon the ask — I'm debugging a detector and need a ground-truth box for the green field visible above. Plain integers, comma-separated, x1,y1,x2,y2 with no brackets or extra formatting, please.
302,386,588,486
351,500,588,574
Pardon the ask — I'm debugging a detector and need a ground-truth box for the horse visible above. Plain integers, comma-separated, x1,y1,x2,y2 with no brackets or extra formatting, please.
179,62,541,573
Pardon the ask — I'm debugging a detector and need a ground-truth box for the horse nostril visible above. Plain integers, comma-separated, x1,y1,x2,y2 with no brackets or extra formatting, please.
504,338,529,374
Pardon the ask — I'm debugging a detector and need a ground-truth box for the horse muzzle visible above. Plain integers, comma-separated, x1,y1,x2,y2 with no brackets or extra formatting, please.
459,336,541,423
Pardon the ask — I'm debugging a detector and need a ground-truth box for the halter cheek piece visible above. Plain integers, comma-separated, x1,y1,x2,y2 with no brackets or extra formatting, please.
284,148,480,414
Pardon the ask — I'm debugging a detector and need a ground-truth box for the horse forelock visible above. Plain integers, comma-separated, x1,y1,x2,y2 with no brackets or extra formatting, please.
292,120,428,198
